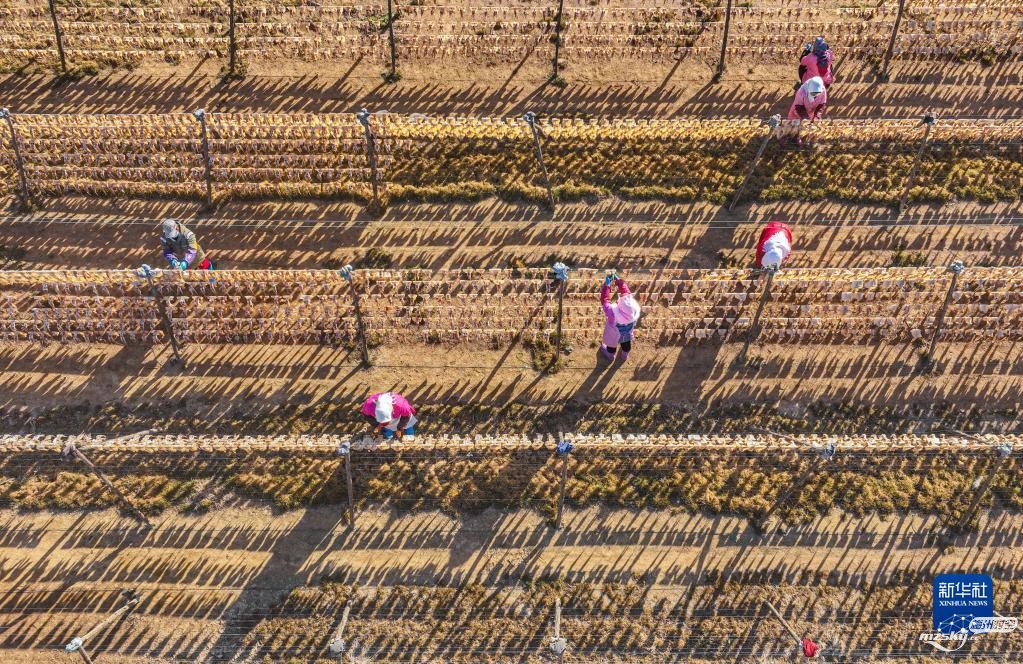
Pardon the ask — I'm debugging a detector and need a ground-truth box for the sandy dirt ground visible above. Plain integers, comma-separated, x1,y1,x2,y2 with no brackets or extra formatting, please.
0,504,1019,661
0,59,1019,119
2,198,1021,272
0,340,1019,434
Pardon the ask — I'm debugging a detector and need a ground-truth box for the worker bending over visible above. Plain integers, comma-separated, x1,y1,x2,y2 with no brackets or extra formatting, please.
161,219,213,270
756,221,793,270
783,76,827,146
362,391,417,440
600,271,641,363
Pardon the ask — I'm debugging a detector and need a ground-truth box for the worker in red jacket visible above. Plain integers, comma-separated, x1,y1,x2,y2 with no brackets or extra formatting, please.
755,222,793,270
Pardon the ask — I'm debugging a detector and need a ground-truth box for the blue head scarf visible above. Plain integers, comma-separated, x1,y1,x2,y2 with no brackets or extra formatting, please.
812,37,830,69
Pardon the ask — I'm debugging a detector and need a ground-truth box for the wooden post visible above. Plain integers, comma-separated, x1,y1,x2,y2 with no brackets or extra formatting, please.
228,0,237,77
715,0,733,80
943,442,1012,543
524,112,555,209
75,647,96,664
192,109,214,209
753,437,836,532
878,0,906,82
897,114,936,216
47,0,68,74
549,594,567,657
0,109,32,209
340,265,371,367
65,591,140,658
139,265,185,367
728,115,780,212
737,266,776,365
924,260,964,368
765,601,802,645
62,439,155,528
550,0,565,81
386,0,398,81
356,109,382,212
551,262,569,367
338,441,356,528
327,600,353,654
553,438,573,529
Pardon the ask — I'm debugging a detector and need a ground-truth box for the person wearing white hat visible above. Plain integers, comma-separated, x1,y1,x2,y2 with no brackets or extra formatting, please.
160,219,212,270
755,222,793,270
599,271,641,362
783,76,828,146
361,391,418,440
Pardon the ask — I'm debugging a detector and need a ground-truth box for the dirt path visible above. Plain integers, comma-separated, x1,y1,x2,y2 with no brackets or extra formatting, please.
0,60,1018,118
1,341,1019,434
3,199,1021,272
0,505,1019,661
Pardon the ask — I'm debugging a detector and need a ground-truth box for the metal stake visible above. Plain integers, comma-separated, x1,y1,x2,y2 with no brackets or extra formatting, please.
924,260,965,367
386,0,397,80
551,262,569,367
62,439,155,528
139,265,185,367
524,112,555,209
65,591,140,659
356,109,382,211
878,0,906,82
228,0,237,77
715,0,733,79
47,0,68,74
550,0,566,81
338,441,356,528
0,109,32,209
897,113,936,216
728,114,780,212
553,439,573,529
193,109,214,209
340,265,371,366
737,265,776,365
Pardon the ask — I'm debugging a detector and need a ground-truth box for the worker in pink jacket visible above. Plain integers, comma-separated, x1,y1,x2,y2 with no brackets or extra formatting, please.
600,272,641,362
789,76,827,121
361,391,417,439
799,37,834,88
782,76,827,145
755,221,793,269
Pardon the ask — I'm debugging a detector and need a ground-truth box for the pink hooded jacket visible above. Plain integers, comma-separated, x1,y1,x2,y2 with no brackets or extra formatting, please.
800,52,834,87
788,77,827,121
601,279,640,347
361,392,415,420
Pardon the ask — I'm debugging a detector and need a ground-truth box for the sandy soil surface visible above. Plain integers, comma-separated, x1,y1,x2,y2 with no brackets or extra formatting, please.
2,198,1021,272
1,340,1019,434
0,59,1019,119
0,504,1019,661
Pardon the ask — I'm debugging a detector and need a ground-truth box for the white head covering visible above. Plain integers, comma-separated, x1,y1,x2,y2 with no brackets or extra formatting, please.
162,219,180,239
761,230,791,269
374,393,394,423
805,76,825,99
613,294,641,326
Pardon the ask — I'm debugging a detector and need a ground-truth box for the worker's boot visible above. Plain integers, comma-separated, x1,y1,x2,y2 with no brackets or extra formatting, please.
599,345,615,362
619,350,630,362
